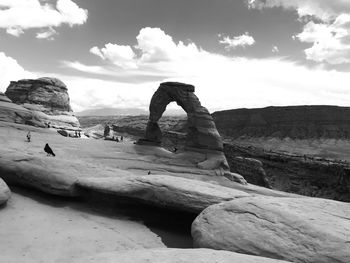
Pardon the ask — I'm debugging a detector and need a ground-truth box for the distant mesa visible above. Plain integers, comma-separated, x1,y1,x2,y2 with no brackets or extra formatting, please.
213,105,350,139
137,81,246,184
0,77,80,131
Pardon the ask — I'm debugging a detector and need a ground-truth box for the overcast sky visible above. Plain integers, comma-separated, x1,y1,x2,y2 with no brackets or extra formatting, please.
1,0,350,112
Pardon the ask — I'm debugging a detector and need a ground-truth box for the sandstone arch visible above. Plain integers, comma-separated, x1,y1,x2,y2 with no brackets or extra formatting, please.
138,82,224,151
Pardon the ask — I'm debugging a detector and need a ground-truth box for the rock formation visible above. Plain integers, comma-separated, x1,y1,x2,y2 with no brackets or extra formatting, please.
6,77,72,113
192,196,350,263
1,77,80,131
138,82,223,151
136,82,246,183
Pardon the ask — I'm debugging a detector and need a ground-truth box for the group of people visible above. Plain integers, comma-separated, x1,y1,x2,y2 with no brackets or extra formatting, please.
112,135,123,142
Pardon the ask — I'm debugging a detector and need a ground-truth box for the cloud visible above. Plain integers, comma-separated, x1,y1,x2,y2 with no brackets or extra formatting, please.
0,52,36,91
89,44,137,69
272,46,279,53
219,33,256,50
36,27,57,40
0,0,87,37
90,27,207,69
247,0,350,64
64,27,350,112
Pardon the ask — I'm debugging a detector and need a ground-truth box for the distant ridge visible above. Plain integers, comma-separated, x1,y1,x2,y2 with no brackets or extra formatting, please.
76,107,186,117
76,107,148,117
212,105,350,139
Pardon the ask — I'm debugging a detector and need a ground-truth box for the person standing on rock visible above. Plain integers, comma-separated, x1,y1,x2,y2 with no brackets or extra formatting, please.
26,131,31,142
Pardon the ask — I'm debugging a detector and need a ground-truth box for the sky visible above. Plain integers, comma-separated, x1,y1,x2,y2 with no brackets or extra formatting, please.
1,0,350,113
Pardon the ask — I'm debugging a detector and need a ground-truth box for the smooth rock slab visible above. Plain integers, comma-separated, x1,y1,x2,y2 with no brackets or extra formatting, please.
73,248,292,263
192,196,350,263
77,174,251,213
0,178,11,205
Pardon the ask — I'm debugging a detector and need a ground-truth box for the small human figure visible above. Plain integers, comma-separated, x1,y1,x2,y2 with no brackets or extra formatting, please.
75,131,78,137
147,171,151,175
26,131,31,142
104,124,110,138
116,137,119,142
120,136,123,141
173,147,178,153
78,131,81,138
44,143,55,157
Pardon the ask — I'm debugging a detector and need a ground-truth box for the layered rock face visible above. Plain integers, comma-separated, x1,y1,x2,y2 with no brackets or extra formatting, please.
2,77,80,130
213,106,350,139
139,82,223,151
6,77,72,113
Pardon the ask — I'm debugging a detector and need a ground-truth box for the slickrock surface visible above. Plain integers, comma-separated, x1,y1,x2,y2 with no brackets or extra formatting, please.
192,196,350,263
77,175,250,213
0,178,11,205
0,122,295,209
2,77,80,131
0,92,12,103
0,189,164,263
73,248,292,263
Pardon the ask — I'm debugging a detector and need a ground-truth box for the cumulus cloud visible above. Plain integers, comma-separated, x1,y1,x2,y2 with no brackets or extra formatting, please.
247,0,350,64
0,0,87,37
89,44,137,69
219,33,256,50
64,27,350,112
90,27,207,70
0,52,36,91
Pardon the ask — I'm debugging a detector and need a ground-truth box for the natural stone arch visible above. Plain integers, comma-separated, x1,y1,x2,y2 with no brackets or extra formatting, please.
138,82,224,151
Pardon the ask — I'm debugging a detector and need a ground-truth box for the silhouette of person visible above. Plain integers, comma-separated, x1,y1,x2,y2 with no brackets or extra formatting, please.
120,136,123,141
27,131,31,142
148,171,151,175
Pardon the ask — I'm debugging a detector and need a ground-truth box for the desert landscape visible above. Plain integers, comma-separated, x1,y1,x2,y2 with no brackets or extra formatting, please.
1,1,350,263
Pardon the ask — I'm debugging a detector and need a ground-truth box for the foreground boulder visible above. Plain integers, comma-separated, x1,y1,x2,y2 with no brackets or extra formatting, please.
3,77,80,131
74,248,292,263
192,196,350,263
0,178,11,205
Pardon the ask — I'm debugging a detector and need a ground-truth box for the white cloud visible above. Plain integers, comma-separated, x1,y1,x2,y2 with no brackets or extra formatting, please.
89,44,137,69
247,0,350,64
64,27,350,112
219,33,256,50
36,27,57,40
0,52,36,91
272,46,279,53
0,0,87,37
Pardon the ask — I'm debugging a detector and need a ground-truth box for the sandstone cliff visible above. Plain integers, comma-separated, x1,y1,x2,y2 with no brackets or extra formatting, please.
212,106,350,139
1,77,80,131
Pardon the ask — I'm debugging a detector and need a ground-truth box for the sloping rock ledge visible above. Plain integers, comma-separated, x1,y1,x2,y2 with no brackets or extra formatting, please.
74,248,292,263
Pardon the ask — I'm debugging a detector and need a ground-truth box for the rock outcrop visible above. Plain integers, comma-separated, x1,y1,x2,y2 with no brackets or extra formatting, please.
192,196,350,263
74,248,292,263
228,156,271,188
2,77,80,131
0,178,11,205
136,82,246,183
213,105,350,139
0,92,12,103
138,82,223,151
77,175,251,213
6,77,72,113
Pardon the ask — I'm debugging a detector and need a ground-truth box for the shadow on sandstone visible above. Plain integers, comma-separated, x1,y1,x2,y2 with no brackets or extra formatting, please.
12,186,195,248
